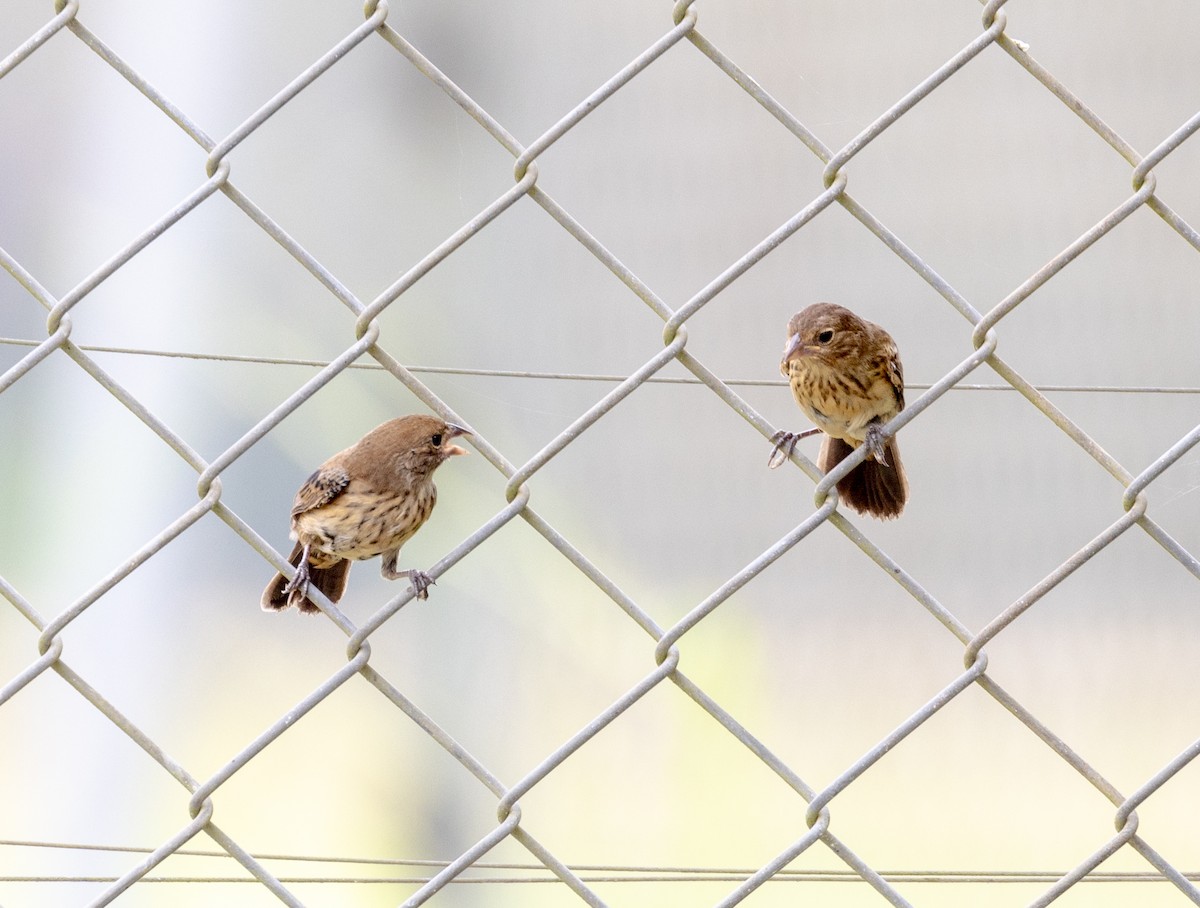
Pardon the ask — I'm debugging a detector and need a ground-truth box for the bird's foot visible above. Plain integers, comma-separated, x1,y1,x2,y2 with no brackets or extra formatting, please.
768,428,820,469
864,423,890,466
407,569,435,601
282,557,312,610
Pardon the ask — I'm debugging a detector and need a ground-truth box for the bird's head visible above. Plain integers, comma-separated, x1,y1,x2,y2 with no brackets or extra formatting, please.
780,302,871,376
369,414,472,477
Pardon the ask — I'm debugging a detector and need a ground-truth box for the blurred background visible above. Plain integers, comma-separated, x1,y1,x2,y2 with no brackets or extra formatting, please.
2,1,1200,906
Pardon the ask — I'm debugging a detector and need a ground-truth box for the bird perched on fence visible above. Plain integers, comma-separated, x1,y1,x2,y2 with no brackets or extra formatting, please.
769,303,908,518
262,414,471,613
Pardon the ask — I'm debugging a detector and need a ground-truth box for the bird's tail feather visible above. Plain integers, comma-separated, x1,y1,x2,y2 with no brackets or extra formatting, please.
261,541,352,613
819,435,907,519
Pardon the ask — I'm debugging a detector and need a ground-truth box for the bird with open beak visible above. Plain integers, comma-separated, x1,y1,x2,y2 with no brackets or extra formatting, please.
262,414,471,613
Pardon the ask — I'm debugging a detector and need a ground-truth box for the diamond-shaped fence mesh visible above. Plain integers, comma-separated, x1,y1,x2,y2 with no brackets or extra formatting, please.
2,1,1200,906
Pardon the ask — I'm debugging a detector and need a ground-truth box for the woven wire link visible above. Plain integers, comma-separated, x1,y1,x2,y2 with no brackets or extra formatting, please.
1,1,1199,905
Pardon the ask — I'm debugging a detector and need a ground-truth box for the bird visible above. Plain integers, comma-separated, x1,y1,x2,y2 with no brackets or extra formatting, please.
769,302,908,518
262,414,471,613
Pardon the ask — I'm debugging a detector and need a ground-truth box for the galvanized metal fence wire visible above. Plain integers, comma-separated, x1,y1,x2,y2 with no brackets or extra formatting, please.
2,1,1200,906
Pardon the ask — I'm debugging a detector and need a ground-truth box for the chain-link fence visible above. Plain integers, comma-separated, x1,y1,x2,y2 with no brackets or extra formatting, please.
3,1,1200,906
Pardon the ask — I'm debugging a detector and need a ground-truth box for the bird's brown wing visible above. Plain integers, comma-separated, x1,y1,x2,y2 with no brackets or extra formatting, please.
886,347,905,410
290,466,351,518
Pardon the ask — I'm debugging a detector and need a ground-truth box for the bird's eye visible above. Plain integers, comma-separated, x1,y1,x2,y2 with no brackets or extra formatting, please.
817,329,834,344
431,433,443,446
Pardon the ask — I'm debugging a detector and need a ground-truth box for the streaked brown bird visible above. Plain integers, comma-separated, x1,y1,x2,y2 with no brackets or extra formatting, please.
769,302,908,518
262,414,471,613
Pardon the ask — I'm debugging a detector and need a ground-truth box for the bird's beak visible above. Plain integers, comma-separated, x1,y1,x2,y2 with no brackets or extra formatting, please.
780,333,805,373
444,423,471,456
